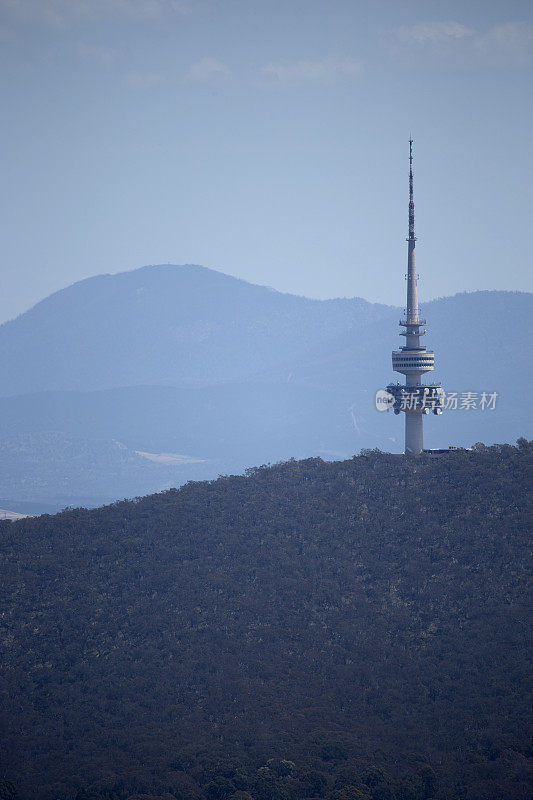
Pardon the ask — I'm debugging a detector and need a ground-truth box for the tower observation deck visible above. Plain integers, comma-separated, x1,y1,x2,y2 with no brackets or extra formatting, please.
386,140,443,454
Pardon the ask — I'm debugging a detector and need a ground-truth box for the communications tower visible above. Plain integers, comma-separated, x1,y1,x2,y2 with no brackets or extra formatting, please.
386,140,443,453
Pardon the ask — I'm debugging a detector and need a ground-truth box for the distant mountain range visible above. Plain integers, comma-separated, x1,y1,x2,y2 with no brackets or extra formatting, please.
0,264,390,395
0,264,530,511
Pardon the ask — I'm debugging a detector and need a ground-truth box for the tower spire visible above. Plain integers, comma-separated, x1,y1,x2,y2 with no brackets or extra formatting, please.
408,137,415,242
406,138,418,325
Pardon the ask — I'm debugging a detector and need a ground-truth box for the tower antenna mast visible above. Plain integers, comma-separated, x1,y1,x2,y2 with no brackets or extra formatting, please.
409,137,415,241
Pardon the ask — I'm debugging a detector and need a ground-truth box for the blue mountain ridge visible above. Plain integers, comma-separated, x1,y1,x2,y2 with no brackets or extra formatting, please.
0,265,530,511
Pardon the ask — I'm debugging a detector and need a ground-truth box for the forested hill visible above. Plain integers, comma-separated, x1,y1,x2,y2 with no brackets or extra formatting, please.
0,442,531,800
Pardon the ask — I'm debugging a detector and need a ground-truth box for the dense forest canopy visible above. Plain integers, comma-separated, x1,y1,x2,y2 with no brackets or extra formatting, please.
0,441,531,800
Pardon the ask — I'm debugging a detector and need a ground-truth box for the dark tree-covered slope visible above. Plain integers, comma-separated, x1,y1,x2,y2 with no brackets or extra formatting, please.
0,442,531,800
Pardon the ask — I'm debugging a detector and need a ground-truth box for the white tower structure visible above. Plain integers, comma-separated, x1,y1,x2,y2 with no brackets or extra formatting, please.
386,140,443,454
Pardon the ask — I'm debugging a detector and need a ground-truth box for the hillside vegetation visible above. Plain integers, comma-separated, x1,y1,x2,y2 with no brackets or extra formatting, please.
0,441,531,800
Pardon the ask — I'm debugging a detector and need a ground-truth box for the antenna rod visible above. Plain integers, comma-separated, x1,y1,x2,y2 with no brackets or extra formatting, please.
408,137,415,242
406,138,418,324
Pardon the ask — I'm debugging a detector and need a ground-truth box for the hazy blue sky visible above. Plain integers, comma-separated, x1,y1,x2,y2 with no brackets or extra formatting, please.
1,0,532,322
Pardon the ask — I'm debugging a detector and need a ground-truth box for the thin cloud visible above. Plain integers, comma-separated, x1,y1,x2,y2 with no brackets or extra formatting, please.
475,22,533,67
387,20,533,69
186,57,231,81
0,0,192,28
261,55,363,86
394,21,474,46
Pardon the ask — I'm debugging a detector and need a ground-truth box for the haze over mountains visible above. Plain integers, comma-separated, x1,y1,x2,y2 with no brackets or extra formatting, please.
0,264,531,512
0,265,390,395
